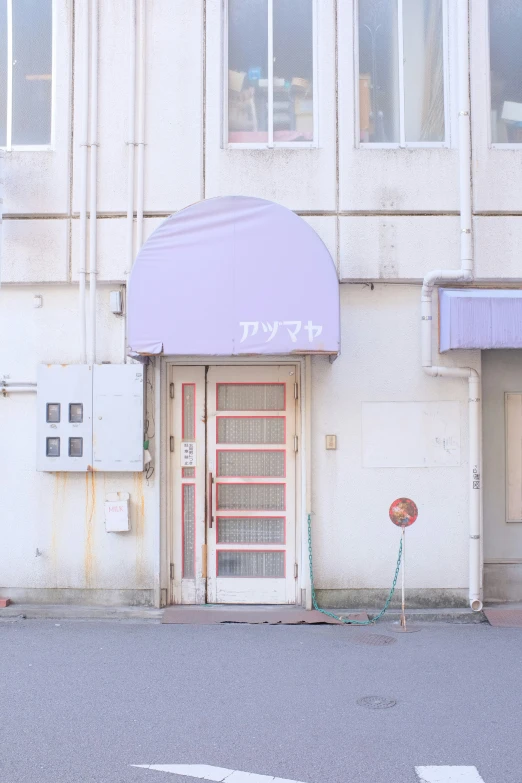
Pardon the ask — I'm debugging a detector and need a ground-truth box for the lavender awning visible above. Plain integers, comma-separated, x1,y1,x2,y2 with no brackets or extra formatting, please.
128,196,340,356
439,288,522,351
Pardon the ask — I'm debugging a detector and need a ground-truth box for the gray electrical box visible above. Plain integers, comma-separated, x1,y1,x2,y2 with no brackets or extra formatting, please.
37,365,93,472
37,364,144,473
93,365,144,471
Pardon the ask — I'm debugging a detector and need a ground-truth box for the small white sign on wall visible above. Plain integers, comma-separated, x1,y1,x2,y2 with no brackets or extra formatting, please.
104,493,130,532
362,401,461,468
181,441,197,467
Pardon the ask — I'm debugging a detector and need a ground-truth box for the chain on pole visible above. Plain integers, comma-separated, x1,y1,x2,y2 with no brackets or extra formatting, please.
307,513,402,626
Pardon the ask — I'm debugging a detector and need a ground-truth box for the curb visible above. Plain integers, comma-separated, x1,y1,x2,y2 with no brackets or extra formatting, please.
337,608,487,624
0,604,163,622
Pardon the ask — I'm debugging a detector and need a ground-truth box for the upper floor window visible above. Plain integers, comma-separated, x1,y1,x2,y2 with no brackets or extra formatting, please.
357,0,447,147
226,0,315,148
489,0,522,145
0,0,53,149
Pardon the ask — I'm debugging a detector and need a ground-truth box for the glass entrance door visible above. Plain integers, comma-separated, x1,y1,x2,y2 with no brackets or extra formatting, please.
169,365,298,605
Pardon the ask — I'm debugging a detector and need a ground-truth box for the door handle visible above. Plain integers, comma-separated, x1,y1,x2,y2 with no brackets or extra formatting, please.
208,471,214,529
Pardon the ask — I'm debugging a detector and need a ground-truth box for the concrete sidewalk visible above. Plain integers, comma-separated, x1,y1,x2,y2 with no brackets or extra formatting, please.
0,602,486,623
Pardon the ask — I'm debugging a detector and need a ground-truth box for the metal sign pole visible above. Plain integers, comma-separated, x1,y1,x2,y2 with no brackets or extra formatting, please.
389,497,421,634
401,527,406,628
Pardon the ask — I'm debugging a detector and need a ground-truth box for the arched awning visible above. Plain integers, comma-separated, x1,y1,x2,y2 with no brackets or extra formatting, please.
128,196,340,356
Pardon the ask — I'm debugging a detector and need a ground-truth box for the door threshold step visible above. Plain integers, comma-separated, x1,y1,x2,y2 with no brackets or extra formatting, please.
161,606,369,625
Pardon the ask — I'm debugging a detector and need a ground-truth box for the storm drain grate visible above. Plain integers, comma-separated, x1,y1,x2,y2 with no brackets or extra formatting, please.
357,696,397,709
351,633,397,646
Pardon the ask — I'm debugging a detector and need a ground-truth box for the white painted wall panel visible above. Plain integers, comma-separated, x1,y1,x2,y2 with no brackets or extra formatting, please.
71,217,169,283
0,285,123,375
143,0,203,212
2,218,68,283
362,401,461,467
339,216,460,281
473,217,522,280
95,0,129,214
204,0,336,211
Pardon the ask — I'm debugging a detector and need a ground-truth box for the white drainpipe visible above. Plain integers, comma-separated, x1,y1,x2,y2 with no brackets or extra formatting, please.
88,0,99,365
421,0,482,612
124,0,137,363
78,1,89,364
136,0,146,252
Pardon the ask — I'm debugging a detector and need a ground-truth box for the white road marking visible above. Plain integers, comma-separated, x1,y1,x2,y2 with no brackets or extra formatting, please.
416,767,485,783
132,763,486,783
131,764,306,783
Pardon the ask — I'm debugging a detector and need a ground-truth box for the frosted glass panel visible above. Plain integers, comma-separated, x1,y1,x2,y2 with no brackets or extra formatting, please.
218,450,285,477
217,384,285,411
217,417,285,444
218,550,285,577
12,0,52,145
217,484,285,511
182,384,195,439
183,484,195,578
218,517,285,544
182,468,195,478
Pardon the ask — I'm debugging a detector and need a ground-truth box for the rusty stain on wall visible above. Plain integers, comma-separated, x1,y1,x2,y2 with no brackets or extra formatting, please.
133,473,146,587
85,472,97,588
50,472,68,586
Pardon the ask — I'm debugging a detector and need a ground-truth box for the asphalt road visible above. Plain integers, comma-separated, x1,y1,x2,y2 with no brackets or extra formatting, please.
0,619,520,783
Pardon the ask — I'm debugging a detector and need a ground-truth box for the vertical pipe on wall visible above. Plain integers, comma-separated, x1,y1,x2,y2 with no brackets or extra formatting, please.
420,0,482,612
304,355,313,609
78,0,89,364
124,0,137,363
136,0,146,252
88,0,99,364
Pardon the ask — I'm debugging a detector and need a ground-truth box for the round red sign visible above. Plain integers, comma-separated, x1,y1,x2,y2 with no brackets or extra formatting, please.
389,498,418,528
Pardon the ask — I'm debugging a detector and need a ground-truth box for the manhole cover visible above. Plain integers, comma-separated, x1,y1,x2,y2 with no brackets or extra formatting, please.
357,696,397,710
352,634,397,646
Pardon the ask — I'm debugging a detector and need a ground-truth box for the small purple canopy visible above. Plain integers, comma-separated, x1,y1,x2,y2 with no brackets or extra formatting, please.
439,288,522,351
128,196,340,356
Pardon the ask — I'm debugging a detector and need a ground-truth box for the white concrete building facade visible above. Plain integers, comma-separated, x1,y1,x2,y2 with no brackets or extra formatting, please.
1,0,522,610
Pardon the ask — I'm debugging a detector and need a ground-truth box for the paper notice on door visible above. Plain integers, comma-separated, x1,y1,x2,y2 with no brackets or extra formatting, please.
181,441,197,467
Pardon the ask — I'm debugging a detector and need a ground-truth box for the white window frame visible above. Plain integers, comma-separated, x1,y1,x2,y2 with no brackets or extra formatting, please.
223,0,318,150
354,0,450,149
487,0,522,150
1,0,55,152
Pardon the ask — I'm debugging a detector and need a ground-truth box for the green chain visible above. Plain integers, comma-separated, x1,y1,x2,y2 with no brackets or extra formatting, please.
307,513,402,625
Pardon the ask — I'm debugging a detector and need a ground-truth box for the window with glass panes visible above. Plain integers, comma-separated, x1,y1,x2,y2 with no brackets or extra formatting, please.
226,0,315,147
357,0,447,147
0,0,53,149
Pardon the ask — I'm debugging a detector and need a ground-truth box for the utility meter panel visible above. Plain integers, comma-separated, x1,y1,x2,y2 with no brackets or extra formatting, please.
37,365,93,472
92,365,144,472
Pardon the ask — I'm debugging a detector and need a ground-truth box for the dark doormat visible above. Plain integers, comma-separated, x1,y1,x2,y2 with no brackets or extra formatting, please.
484,608,522,628
162,606,369,625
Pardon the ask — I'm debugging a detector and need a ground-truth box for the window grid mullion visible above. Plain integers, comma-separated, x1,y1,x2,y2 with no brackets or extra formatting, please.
267,0,274,148
6,0,12,150
397,0,406,147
